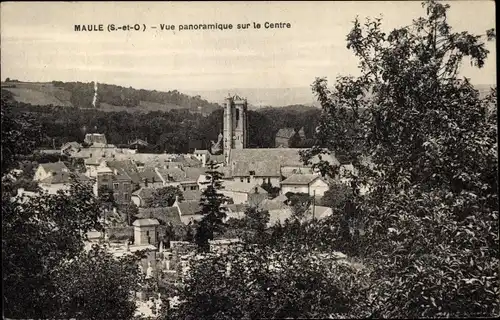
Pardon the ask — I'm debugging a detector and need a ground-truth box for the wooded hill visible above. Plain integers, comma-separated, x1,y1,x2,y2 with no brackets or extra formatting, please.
1,80,221,115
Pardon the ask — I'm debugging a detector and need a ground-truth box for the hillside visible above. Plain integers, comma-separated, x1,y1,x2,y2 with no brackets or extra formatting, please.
0,80,221,115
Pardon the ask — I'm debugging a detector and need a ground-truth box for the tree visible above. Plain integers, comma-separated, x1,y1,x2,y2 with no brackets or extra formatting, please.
302,0,498,317
163,244,370,320
53,244,144,319
146,186,184,208
194,160,228,252
2,181,103,318
261,181,280,198
2,102,143,319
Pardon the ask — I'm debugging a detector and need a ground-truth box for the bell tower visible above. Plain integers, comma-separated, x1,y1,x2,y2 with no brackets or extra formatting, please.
223,94,248,164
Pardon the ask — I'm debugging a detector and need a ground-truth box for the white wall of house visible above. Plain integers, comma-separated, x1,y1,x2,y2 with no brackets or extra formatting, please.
282,184,310,195
309,178,329,196
34,167,49,181
131,195,142,207
220,190,248,204
281,178,329,197
40,183,71,195
229,176,280,188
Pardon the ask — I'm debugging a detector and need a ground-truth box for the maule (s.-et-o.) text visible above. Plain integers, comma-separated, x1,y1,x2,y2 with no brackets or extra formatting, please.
74,22,292,33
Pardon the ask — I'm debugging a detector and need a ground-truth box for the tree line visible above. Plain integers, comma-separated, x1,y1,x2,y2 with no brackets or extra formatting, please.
2,98,322,152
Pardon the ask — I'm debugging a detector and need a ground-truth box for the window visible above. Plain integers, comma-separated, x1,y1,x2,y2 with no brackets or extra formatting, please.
191,186,197,190
249,170,255,176
247,177,250,183
113,183,119,190
124,193,129,201
235,108,240,127
146,231,150,236
124,183,130,191
240,178,244,182
255,187,258,193
113,193,119,199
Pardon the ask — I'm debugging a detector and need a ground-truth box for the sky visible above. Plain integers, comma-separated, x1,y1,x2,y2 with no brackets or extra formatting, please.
1,1,496,92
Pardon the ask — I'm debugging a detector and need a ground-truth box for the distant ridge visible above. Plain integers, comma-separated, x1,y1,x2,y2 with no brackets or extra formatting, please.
0,80,221,115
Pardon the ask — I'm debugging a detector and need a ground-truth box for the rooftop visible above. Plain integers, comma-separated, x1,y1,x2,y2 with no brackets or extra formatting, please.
281,174,323,185
132,218,160,227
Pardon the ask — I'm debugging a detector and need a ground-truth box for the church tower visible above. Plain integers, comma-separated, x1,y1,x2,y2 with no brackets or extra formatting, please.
223,95,248,164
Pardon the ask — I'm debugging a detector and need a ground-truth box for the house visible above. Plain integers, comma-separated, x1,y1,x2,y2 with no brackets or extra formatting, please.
223,203,248,221
129,139,149,149
38,171,90,194
193,149,210,167
132,187,155,207
226,148,340,188
220,181,268,205
182,189,202,202
94,165,133,205
61,141,82,156
173,199,203,225
34,162,69,181
275,128,299,148
155,168,186,187
138,168,163,189
84,157,105,177
303,205,333,220
281,174,329,197
136,207,183,227
84,133,107,145
155,167,203,192
106,160,142,186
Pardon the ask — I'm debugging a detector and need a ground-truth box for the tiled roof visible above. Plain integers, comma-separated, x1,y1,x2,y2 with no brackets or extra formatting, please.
233,160,281,177
223,181,268,194
267,208,294,226
194,149,210,155
156,168,186,182
132,187,155,200
226,203,247,213
229,148,303,169
183,189,202,201
136,207,182,225
259,197,288,211
176,200,202,216
40,172,89,184
138,168,161,182
281,174,322,185
306,205,333,219
183,167,207,180
211,154,225,163
106,160,141,184
61,141,82,150
40,162,69,173
132,218,160,226
231,148,340,168
276,128,297,139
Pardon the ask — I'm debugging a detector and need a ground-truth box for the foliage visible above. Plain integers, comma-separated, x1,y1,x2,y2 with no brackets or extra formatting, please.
119,202,139,225
318,182,353,209
2,100,143,319
195,161,228,252
2,181,103,318
1,103,44,178
260,181,280,198
163,245,371,320
6,99,322,154
54,244,144,319
302,0,498,317
146,186,184,208
285,192,313,219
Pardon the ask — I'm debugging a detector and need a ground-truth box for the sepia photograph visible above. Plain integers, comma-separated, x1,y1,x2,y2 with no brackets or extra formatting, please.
1,0,497,319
